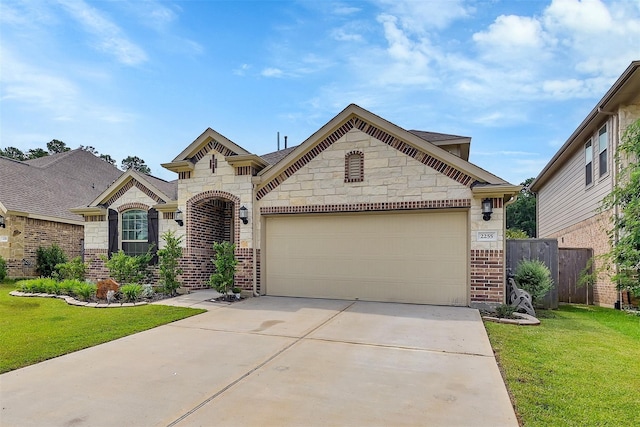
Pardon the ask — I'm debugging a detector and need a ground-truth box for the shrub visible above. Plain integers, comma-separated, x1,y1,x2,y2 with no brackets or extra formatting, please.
56,257,88,281
506,228,529,239
36,244,67,278
157,231,183,296
141,283,155,299
514,259,554,306
73,282,96,301
120,283,143,302
59,279,83,296
209,241,238,298
0,255,7,281
101,250,152,284
495,304,517,319
18,278,57,293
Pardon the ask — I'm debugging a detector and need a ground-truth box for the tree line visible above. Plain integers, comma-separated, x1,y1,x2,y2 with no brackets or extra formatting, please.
0,139,151,174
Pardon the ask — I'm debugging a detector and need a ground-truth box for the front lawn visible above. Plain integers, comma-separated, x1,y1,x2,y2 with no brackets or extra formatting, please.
0,281,205,374
485,305,640,426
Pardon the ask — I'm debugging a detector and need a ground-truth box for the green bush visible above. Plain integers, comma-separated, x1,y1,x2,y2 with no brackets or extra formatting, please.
514,259,554,306
0,255,7,281
18,278,57,293
73,282,96,301
209,241,238,298
36,244,67,278
120,283,143,302
58,279,82,296
495,304,517,319
101,250,152,284
157,231,183,296
56,257,88,281
506,228,529,239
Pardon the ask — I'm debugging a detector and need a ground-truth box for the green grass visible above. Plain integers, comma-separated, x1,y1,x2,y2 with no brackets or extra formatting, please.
485,305,640,426
0,281,205,373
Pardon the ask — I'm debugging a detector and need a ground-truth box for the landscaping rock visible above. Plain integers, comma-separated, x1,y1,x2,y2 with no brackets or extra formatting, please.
96,279,120,299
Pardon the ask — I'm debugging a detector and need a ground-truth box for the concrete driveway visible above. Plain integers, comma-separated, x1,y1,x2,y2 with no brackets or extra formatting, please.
0,294,518,427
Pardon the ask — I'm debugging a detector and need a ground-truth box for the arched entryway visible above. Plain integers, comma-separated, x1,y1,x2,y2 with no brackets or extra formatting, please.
183,191,241,288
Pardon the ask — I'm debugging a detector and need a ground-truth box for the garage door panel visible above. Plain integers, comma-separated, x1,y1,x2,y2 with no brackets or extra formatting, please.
265,211,468,305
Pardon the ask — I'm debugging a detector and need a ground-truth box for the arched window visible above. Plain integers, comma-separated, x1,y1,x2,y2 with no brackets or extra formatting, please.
345,151,364,182
121,209,149,256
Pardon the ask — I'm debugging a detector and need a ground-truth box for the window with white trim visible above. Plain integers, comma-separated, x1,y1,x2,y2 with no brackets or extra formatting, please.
598,124,608,177
121,209,149,256
585,140,593,187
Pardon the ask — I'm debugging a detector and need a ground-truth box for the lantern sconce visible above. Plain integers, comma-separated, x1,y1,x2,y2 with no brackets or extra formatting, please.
0,216,5,228
239,206,249,225
482,198,493,221
174,209,184,226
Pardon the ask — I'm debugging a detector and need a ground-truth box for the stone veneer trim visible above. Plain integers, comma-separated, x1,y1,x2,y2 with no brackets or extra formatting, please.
256,117,475,200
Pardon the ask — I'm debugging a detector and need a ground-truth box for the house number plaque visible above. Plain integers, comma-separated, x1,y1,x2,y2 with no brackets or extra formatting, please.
477,231,498,241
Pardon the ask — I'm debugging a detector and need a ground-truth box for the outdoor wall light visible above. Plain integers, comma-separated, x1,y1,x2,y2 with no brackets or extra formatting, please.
482,198,493,221
239,205,249,225
174,209,184,226
0,216,5,228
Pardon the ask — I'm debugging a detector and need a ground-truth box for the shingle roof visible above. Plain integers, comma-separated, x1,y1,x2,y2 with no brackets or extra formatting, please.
142,174,178,200
260,146,298,165
408,130,469,142
0,149,123,222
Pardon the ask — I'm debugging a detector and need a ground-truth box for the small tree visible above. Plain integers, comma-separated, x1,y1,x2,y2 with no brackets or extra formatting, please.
506,177,537,237
209,241,238,299
36,244,67,278
101,249,152,284
514,259,554,306
601,119,640,297
157,231,183,296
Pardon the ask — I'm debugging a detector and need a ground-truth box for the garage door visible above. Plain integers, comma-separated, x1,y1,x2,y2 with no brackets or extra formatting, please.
265,211,468,305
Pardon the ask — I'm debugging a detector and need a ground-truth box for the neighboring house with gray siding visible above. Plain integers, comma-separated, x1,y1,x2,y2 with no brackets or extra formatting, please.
73,104,520,307
531,61,640,307
0,149,123,277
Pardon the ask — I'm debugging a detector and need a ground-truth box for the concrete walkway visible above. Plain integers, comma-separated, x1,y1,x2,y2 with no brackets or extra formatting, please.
1,292,518,427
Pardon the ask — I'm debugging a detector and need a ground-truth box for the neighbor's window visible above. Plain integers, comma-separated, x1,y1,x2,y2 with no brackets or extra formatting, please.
121,209,149,256
345,151,364,182
585,140,593,186
599,124,608,177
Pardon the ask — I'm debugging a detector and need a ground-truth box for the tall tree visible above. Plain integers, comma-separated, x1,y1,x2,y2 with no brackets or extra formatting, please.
27,148,49,159
601,119,640,296
100,154,117,165
0,147,26,161
506,177,536,238
121,156,151,174
47,139,70,154
80,145,99,155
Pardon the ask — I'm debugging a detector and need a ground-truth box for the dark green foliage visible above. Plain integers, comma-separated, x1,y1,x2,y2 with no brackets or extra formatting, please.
46,139,69,154
73,282,96,301
209,241,238,298
120,284,143,302
157,231,183,296
514,259,554,306
36,244,67,278
601,119,640,297
495,304,517,318
506,177,536,238
0,256,6,281
55,257,88,281
0,147,26,160
101,249,152,284
121,155,151,174
27,148,48,159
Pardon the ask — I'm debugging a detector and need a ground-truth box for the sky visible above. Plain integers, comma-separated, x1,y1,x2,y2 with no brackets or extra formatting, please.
1,0,639,185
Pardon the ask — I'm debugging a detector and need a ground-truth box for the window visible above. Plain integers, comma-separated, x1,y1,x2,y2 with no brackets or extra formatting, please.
598,124,608,177
585,141,593,186
121,210,149,256
345,151,363,182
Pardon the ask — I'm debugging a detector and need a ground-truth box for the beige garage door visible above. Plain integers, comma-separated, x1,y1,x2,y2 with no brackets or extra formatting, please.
265,211,468,305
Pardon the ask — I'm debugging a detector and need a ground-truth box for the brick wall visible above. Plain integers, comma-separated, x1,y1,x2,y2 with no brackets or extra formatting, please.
470,249,504,304
547,210,617,307
2,216,84,278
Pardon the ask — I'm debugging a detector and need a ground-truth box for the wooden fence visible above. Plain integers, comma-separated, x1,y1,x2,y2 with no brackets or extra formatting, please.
558,248,593,304
506,239,559,309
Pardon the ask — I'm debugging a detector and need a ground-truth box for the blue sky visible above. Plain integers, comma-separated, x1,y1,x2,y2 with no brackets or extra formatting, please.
1,0,639,185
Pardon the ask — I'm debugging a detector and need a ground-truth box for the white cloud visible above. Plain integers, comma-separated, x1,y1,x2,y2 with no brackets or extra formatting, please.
262,67,284,78
56,0,147,66
375,0,470,32
543,0,612,33
473,15,550,62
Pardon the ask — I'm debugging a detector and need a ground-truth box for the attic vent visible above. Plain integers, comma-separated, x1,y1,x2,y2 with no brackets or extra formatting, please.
345,151,364,182
210,155,217,174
